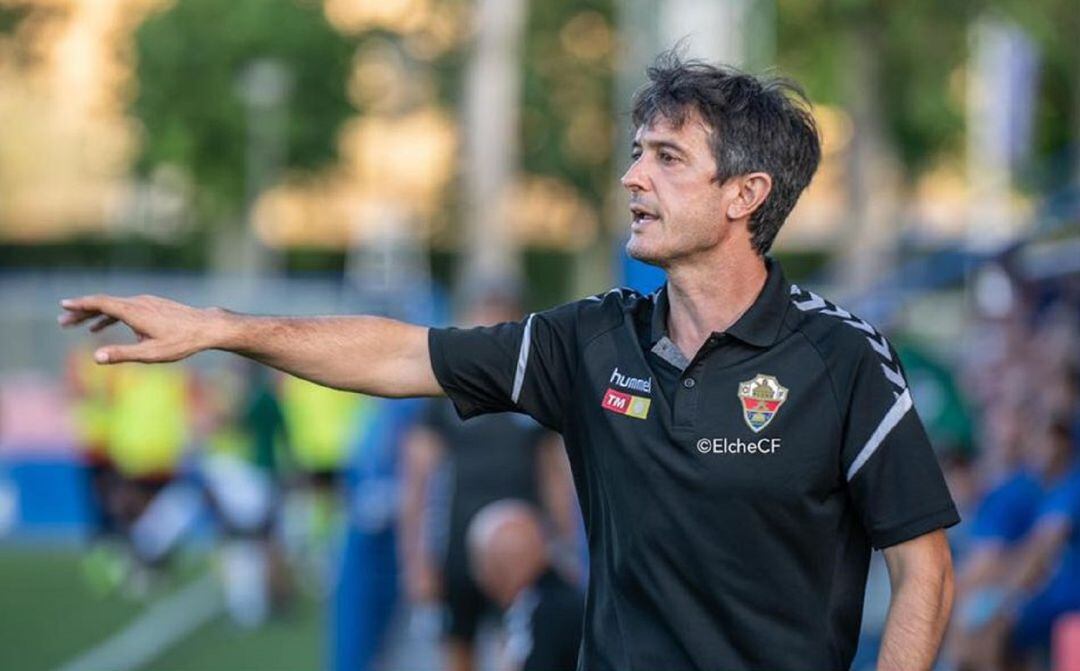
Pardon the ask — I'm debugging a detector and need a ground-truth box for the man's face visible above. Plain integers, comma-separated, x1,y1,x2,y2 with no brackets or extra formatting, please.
621,110,734,266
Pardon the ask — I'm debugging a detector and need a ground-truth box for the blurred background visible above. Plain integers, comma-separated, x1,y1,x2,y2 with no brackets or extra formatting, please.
1,0,1078,670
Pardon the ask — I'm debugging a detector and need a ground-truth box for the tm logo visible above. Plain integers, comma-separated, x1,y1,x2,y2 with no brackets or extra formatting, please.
601,387,650,420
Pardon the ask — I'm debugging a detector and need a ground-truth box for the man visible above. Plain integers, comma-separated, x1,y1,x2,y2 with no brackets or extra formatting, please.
66,341,125,593
59,52,957,670
332,397,425,671
947,400,1042,670
103,360,194,595
400,286,578,671
467,500,583,671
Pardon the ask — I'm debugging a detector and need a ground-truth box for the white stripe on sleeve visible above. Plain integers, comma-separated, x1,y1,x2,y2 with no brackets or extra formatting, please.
511,313,535,404
846,388,913,482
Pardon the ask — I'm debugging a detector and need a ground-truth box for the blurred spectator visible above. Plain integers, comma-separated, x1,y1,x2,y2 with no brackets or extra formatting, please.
331,398,425,671
200,361,293,627
280,376,366,586
65,342,125,592
66,343,117,537
948,401,1044,670
103,362,195,595
467,500,583,671
399,286,578,671
948,270,1080,671
955,415,1079,671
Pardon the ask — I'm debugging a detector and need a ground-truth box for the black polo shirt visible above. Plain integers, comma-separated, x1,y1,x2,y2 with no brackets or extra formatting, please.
428,258,960,671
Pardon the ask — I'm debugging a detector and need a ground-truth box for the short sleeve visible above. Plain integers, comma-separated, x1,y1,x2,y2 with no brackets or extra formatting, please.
841,337,961,549
427,302,580,431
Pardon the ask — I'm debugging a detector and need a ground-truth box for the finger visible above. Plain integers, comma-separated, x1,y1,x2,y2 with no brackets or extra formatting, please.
58,310,100,328
60,295,130,320
89,316,119,333
95,341,166,365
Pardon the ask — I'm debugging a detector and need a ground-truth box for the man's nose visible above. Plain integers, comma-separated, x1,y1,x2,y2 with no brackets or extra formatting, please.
620,159,648,192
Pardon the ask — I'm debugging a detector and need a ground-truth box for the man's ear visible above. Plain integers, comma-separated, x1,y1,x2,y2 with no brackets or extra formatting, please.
725,172,773,221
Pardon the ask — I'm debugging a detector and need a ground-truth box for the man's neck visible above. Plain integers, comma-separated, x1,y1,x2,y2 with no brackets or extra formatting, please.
664,247,768,361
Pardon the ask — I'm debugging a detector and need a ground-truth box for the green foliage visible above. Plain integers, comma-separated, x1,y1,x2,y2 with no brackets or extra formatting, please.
777,0,1080,185
777,0,975,177
521,0,615,207
0,234,208,270
878,3,972,175
0,4,29,34
131,0,357,220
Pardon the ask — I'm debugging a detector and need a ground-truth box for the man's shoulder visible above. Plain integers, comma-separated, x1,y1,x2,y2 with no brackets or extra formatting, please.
786,284,899,378
535,286,651,340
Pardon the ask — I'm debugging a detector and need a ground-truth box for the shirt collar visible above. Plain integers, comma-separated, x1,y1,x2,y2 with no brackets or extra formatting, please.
649,256,792,348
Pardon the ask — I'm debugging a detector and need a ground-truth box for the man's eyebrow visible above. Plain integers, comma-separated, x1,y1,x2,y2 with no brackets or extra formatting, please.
631,138,688,154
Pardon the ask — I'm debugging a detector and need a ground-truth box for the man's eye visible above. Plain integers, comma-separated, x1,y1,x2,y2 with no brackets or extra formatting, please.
630,151,642,161
659,152,677,164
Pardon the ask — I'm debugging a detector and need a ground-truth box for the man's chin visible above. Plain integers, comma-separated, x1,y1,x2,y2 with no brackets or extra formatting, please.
625,238,665,267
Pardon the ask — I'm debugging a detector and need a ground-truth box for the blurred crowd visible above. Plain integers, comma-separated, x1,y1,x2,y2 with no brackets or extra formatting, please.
66,346,349,624
937,263,1080,671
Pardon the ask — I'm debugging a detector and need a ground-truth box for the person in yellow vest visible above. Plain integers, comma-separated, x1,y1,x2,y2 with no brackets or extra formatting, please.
106,362,193,572
280,376,365,481
66,343,118,540
279,375,370,581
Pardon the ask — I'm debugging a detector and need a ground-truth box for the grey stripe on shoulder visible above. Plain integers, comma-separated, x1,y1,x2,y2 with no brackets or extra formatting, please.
846,389,913,481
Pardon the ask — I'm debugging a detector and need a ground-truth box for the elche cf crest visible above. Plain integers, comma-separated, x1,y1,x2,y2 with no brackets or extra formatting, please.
737,374,788,433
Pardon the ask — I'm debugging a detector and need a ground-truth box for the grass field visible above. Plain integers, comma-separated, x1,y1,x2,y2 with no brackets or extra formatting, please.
0,546,323,671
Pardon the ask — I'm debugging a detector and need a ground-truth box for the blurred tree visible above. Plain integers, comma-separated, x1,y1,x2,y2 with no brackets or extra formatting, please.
0,3,28,34
521,1,614,208
520,0,615,303
777,0,974,180
776,0,977,289
779,0,1077,189
131,0,357,229
989,0,1080,186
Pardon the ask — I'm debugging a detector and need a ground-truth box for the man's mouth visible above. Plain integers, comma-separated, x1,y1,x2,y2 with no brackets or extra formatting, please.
631,206,659,225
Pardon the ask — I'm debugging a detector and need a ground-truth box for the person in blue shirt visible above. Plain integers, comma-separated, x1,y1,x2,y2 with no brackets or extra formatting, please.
953,416,1080,671
948,402,1043,669
330,398,424,671
968,400,1046,549
968,470,1044,548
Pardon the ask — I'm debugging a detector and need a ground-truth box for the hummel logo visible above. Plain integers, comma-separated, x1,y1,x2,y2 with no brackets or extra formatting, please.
609,367,652,394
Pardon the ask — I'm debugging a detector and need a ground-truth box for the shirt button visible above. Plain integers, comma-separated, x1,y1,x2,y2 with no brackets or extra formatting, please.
683,378,696,389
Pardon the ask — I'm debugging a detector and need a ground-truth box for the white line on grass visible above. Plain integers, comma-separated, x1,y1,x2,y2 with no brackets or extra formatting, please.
54,574,221,671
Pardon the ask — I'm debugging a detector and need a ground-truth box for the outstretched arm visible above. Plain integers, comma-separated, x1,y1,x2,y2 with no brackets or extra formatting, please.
58,294,443,398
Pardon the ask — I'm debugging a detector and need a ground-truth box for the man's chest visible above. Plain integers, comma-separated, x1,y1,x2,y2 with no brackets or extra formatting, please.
573,331,845,505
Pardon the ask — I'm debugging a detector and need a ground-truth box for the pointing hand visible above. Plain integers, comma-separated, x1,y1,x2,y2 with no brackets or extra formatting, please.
58,294,224,364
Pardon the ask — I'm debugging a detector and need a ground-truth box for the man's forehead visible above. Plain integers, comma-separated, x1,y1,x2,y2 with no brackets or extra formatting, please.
633,110,713,146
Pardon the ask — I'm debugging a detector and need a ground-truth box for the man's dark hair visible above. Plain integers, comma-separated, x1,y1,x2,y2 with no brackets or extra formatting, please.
631,51,821,255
